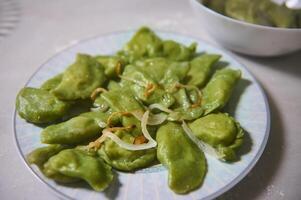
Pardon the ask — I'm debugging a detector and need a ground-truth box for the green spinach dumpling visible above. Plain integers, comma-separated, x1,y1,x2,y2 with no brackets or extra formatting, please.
16,87,70,124
156,122,206,194
202,68,241,115
27,145,77,183
53,54,106,100
44,149,114,191
189,113,244,161
27,145,67,169
186,54,221,87
120,27,163,62
41,111,109,145
98,130,156,171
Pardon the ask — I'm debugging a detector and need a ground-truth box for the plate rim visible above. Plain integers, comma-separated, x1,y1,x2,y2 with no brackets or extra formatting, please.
13,29,271,200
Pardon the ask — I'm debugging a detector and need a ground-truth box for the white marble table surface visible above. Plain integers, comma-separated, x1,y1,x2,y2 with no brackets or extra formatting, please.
0,0,300,199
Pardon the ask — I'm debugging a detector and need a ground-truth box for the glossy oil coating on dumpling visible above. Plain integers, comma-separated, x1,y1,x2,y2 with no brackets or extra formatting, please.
156,122,206,194
27,144,67,169
41,111,109,145
53,54,106,100
98,130,156,171
202,68,241,115
43,149,114,191
189,113,244,161
16,87,70,124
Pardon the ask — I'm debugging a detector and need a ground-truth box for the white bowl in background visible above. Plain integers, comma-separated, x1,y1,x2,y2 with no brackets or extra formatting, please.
189,0,301,56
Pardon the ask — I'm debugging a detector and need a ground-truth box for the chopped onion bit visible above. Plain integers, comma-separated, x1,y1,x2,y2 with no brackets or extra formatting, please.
141,110,157,144
88,134,107,150
130,110,167,125
90,87,108,101
97,121,107,128
181,121,221,159
191,97,202,108
104,110,157,151
90,107,102,112
103,129,156,151
133,135,148,144
144,83,157,98
91,103,109,113
88,125,134,150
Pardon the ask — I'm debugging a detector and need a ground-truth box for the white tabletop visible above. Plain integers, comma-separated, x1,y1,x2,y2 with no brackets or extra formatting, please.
1,0,300,199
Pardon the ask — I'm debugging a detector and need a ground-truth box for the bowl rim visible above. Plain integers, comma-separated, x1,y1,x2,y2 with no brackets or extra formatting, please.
191,0,301,32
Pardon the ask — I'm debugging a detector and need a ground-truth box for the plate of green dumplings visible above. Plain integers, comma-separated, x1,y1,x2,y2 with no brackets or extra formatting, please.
14,27,270,200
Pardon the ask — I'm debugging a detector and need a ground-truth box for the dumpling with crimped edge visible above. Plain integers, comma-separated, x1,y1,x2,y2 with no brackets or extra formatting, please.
119,27,197,62
188,113,244,161
16,87,70,124
186,54,221,88
53,54,106,100
202,68,241,115
27,144,68,170
43,149,114,191
27,145,78,183
119,27,163,62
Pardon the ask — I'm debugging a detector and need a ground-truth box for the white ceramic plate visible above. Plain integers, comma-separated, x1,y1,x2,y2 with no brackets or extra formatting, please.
14,30,270,200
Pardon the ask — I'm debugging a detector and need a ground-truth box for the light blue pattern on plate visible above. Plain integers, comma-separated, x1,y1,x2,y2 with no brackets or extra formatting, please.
14,31,270,200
